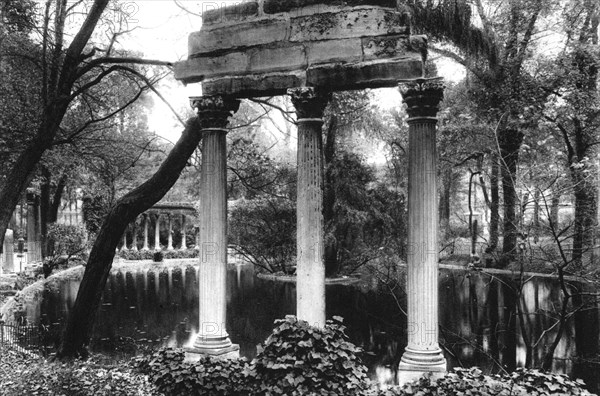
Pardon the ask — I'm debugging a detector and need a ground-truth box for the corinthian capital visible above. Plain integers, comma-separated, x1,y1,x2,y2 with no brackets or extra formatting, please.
190,96,241,129
287,87,330,119
399,78,445,120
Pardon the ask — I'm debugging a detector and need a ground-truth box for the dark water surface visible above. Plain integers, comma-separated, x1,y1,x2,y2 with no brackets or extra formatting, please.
35,260,599,390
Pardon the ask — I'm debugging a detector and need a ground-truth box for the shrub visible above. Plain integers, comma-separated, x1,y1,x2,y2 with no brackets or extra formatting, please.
137,322,594,396
162,249,198,260
118,249,198,261
374,367,594,396
43,224,89,277
509,368,594,395
137,347,255,396
153,251,164,262
254,315,370,395
229,198,296,274
139,315,371,395
0,346,155,395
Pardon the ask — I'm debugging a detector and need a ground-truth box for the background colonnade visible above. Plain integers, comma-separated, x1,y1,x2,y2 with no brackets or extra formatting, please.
118,206,197,252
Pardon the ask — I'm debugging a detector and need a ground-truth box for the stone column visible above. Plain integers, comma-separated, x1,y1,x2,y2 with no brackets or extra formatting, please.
131,220,138,251
397,78,447,383
186,95,240,360
180,215,187,250
154,214,161,250
2,230,14,273
142,214,150,251
288,87,330,328
26,189,41,263
121,228,128,251
167,215,174,250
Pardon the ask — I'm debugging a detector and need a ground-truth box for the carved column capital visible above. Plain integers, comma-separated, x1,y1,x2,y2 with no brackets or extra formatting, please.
399,78,445,121
287,87,330,119
190,96,240,129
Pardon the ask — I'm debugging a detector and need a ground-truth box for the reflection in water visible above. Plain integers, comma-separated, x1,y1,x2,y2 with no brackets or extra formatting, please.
32,261,598,391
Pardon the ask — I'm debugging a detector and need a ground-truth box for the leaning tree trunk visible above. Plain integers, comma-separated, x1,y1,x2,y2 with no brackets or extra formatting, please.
56,118,201,359
40,167,66,258
499,128,524,266
487,156,500,256
571,167,597,271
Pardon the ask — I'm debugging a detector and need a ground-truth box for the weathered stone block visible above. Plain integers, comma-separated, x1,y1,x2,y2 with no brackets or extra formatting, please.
263,0,397,14
306,38,362,65
248,45,307,74
198,56,423,97
189,18,290,56
306,58,423,90
362,35,410,60
202,73,304,97
175,52,249,83
289,9,408,42
203,2,259,26
175,2,425,90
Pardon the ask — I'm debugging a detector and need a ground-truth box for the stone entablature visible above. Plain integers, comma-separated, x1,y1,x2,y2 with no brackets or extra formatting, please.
175,1,424,96
145,202,197,216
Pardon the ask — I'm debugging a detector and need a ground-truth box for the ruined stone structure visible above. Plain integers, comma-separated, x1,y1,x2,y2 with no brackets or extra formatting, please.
175,0,446,382
119,203,197,251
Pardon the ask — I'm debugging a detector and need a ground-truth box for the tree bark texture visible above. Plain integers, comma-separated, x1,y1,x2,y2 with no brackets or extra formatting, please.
487,156,500,255
499,128,523,266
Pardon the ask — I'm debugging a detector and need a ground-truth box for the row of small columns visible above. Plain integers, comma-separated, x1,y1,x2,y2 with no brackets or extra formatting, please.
185,79,447,383
119,214,190,251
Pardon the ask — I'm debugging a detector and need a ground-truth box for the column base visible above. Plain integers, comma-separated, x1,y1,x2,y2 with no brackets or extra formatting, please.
184,344,240,362
397,347,447,385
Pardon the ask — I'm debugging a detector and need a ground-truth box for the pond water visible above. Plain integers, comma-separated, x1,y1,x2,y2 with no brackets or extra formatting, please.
33,260,599,391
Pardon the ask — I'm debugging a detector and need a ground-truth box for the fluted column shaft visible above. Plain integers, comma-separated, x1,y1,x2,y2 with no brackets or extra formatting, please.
398,78,446,383
188,95,240,358
154,215,161,250
289,87,329,328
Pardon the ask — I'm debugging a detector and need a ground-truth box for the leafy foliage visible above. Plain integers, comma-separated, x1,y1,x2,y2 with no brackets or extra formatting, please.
118,248,198,261
375,367,594,396
254,315,370,395
325,151,407,275
509,368,594,396
0,346,156,396
139,316,371,395
229,197,296,274
82,195,111,235
137,348,255,396
153,251,164,262
47,224,87,258
42,224,88,277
